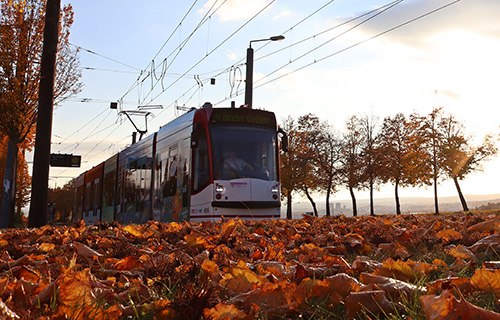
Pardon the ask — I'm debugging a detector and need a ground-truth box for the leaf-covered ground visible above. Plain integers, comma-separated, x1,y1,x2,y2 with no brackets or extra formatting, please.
2,211,500,319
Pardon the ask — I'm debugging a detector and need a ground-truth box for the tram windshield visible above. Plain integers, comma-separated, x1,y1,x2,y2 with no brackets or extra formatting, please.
211,125,277,181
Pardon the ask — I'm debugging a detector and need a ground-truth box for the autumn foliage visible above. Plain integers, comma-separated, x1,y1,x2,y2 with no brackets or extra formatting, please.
1,212,500,318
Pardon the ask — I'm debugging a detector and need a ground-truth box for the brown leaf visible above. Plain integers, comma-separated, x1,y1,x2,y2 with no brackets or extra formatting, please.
420,289,500,320
73,241,103,259
113,256,143,271
359,272,425,302
447,244,476,261
295,273,361,306
241,282,297,314
345,290,395,319
426,277,475,295
468,219,500,232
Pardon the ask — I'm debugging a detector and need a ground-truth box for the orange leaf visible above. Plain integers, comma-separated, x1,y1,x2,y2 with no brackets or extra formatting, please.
149,299,176,320
420,289,500,320
468,219,500,232
113,256,143,271
295,273,361,306
203,303,255,320
220,219,237,242
447,245,475,261
58,270,96,306
471,268,500,296
184,233,208,248
436,229,462,244
241,282,297,313
39,242,56,253
220,260,266,293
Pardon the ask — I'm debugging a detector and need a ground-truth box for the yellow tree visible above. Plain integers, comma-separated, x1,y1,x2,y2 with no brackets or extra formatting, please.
0,0,82,227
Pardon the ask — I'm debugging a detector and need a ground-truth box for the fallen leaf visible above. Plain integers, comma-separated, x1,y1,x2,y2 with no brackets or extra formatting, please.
203,303,255,320
359,272,425,302
471,268,500,296
345,290,395,319
468,219,500,232
73,241,103,259
447,244,476,261
436,229,463,244
420,289,500,320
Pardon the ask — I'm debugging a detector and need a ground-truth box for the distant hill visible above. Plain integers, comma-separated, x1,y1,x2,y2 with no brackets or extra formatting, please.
282,194,500,218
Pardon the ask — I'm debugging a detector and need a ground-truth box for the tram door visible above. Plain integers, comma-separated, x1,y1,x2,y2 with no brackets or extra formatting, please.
157,144,178,222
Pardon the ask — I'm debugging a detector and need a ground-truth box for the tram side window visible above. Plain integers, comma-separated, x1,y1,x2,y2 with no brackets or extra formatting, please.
193,130,210,192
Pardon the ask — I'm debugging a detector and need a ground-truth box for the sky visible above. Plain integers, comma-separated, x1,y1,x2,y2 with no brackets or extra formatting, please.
43,0,500,204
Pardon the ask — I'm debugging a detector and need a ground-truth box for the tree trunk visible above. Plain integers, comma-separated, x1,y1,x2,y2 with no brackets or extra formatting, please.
304,188,318,217
369,179,375,216
349,186,357,216
28,0,61,228
433,174,439,215
0,140,18,228
394,178,401,215
453,177,469,211
325,178,332,217
286,190,292,219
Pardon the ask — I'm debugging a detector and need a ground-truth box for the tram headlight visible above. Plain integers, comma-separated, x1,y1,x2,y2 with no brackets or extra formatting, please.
271,185,279,199
215,184,225,194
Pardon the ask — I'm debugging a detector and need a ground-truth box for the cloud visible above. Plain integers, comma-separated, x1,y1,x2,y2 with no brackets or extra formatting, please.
273,10,292,20
345,0,500,47
199,0,273,22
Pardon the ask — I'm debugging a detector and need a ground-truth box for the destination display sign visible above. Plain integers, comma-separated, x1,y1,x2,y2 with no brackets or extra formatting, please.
50,154,81,167
209,108,276,129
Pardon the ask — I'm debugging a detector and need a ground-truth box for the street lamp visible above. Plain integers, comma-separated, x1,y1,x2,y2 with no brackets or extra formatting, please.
244,35,285,109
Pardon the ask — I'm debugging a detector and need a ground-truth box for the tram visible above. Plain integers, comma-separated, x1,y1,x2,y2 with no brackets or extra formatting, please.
73,103,287,224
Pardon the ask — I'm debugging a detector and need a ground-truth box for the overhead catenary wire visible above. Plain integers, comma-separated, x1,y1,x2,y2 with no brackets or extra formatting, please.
70,43,141,71
254,0,462,90
213,0,460,106
59,0,461,176
143,0,276,106
118,0,228,104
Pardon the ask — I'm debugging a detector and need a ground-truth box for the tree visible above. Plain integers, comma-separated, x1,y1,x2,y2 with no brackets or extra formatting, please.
280,117,303,219
339,116,365,216
297,114,341,216
0,135,31,225
0,0,82,227
358,114,382,216
378,113,430,215
438,113,498,211
416,108,445,214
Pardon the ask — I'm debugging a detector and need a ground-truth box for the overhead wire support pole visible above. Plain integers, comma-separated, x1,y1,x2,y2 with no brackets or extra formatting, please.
244,35,284,109
28,0,61,228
